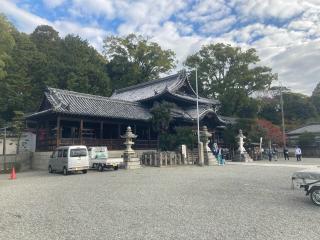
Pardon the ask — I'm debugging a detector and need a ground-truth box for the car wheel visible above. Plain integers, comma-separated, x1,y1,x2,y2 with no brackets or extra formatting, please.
48,165,53,173
98,164,104,172
63,167,68,176
114,165,119,171
82,170,87,174
310,187,320,206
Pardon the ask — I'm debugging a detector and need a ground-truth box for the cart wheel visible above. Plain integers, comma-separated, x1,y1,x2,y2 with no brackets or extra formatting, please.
98,164,104,172
114,165,119,171
310,187,320,206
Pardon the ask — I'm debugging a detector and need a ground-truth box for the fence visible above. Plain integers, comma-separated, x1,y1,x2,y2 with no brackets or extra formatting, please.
141,150,197,167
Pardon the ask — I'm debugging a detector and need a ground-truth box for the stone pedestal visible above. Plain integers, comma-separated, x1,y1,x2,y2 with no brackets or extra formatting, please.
201,126,217,166
121,126,141,169
123,152,141,169
198,142,204,166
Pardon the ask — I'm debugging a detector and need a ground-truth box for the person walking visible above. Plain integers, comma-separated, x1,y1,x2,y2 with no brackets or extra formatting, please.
295,146,302,161
217,146,224,165
268,148,273,161
283,148,289,160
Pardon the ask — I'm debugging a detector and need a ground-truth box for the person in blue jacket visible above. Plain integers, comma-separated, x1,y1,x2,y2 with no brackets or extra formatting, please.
217,145,224,165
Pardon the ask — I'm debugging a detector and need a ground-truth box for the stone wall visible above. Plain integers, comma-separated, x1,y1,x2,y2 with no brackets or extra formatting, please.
0,152,32,173
32,151,52,170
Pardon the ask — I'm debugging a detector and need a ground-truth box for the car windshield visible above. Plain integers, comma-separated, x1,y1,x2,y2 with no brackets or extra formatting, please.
70,148,87,157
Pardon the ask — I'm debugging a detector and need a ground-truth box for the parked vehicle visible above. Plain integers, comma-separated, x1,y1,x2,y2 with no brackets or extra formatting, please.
88,146,121,171
48,146,89,175
292,168,320,206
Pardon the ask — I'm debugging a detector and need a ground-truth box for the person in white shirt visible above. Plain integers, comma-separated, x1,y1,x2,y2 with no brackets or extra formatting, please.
295,146,302,161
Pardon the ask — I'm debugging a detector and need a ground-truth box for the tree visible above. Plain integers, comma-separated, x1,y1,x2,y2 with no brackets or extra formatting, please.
0,14,15,80
311,82,320,113
61,35,111,96
259,90,318,128
184,43,277,117
150,101,175,150
103,34,176,90
11,111,25,154
0,19,112,123
255,119,283,146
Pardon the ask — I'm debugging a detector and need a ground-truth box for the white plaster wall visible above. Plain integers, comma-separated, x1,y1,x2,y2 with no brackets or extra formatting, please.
0,132,36,155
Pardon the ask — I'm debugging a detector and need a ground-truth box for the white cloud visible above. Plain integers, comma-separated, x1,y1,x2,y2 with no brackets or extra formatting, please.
43,0,66,9
0,0,50,32
2,0,320,95
230,0,306,21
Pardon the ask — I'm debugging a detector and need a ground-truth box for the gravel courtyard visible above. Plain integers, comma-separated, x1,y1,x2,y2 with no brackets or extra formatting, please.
0,164,319,240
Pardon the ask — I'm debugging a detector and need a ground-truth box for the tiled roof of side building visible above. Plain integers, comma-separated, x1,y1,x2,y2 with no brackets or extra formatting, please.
287,123,320,135
27,87,152,121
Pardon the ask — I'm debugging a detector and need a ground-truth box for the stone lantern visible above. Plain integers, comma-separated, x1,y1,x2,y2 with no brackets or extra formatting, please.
235,129,253,162
121,126,141,169
201,126,217,166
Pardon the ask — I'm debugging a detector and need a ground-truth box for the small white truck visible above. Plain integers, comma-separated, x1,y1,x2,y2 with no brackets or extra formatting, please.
88,147,122,171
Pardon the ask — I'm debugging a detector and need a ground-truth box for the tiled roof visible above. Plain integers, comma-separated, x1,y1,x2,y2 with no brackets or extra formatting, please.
111,73,183,102
28,88,152,121
110,72,218,105
287,123,320,135
171,92,218,105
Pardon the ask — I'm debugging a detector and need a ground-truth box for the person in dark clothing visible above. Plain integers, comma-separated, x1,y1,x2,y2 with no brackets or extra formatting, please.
283,148,289,160
268,148,272,161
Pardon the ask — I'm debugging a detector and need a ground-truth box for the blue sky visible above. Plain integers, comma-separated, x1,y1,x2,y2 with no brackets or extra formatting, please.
1,0,320,95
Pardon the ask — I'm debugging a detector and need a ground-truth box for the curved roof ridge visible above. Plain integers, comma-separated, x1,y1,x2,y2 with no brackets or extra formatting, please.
47,87,143,106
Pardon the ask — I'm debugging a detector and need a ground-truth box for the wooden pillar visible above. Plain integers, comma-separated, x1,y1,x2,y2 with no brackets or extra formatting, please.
56,116,60,147
148,126,151,140
100,121,104,139
118,124,121,138
80,119,83,145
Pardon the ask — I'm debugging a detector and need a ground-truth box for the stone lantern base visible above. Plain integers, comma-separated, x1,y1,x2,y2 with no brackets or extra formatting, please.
234,151,253,162
204,150,217,165
123,152,141,169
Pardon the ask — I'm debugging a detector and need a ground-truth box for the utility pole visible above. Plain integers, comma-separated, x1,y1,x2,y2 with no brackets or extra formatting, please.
195,66,200,144
195,66,204,166
279,80,286,148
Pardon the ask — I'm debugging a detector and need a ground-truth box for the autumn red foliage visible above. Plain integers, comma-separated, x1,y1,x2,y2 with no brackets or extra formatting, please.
256,119,284,146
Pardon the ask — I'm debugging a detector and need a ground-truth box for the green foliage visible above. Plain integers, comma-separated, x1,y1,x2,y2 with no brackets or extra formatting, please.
0,22,111,123
184,43,277,117
159,127,196,151
0,14,16,80
103,34,176,90
150,101,175,134
11,111,24,154
259,91,318,128
311,82,320,113
298,132,316,147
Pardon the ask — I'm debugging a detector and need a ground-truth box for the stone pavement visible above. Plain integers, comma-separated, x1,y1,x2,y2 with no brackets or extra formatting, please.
228,157,320,168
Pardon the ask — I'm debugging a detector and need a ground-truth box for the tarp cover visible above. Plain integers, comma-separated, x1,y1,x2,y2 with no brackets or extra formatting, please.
292,168,320,180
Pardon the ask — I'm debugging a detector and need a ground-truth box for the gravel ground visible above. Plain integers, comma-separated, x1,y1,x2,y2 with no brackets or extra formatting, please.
0,164,319,240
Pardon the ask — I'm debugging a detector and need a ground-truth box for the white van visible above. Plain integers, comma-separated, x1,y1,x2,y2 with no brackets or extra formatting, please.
48,145,90,175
